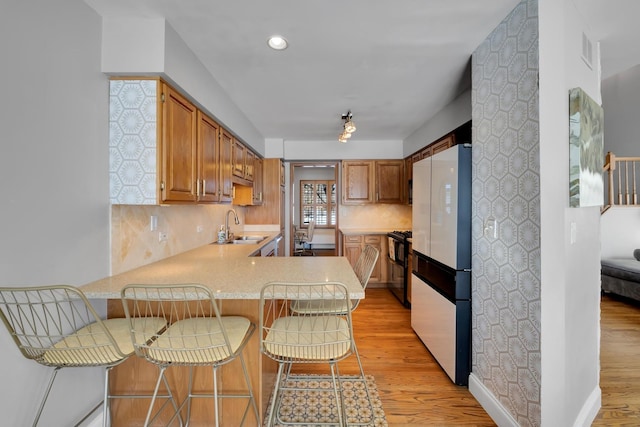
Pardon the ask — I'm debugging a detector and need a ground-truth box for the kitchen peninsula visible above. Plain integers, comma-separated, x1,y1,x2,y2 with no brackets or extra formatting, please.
81,233,363,425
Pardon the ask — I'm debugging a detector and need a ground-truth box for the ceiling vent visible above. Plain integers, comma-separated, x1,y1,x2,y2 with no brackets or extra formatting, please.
582,31,593,69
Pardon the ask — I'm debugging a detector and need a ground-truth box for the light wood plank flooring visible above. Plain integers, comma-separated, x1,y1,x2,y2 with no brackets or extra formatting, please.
296,288,495,426
593,293,640,426
296,288,640,425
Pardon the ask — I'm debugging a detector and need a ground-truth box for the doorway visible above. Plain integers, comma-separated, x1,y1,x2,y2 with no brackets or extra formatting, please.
290,162,339,256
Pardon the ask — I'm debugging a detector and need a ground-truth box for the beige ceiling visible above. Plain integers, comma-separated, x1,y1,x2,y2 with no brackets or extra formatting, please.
85,0,639,142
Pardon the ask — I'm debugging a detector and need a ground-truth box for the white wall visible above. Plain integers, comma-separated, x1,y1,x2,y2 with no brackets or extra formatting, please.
601,207,640,258
404,89,471,157
0,0,110,425
283,139,403,160
539,0,602,425
602,64,640,157
265,138,285,158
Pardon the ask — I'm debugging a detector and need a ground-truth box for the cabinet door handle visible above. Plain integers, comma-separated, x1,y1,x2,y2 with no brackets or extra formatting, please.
196,180,200,197
202,180,206,196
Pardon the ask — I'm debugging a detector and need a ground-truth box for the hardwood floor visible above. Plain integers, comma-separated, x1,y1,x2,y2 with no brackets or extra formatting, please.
593,293,640,426
294,288,640,426
295,288,495,426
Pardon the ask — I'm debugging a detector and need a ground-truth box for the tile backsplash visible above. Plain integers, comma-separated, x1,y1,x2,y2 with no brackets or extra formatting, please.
112,202,412,274
111,204,245,274
339,204,412,229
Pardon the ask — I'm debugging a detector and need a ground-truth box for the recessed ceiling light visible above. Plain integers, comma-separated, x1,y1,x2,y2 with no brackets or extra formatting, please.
267,35,288,50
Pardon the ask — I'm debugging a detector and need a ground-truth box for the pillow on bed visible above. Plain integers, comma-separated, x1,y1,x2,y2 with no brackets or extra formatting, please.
634,249,640,261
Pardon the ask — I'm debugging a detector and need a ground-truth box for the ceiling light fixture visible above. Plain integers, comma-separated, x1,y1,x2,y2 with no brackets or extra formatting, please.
338,110,356,143
267,35,288,50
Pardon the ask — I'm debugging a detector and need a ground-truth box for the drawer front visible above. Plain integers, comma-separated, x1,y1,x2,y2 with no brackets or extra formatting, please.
364,235,381,244
344,235,363,243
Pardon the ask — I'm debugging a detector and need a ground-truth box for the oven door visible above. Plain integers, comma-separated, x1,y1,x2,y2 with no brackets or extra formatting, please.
387,255,407,306
387,236,406,265
387,235,409,307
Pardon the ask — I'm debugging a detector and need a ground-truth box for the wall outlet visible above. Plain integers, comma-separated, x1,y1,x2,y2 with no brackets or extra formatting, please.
196,225,203,233
158,231,168,242
484,217,497,239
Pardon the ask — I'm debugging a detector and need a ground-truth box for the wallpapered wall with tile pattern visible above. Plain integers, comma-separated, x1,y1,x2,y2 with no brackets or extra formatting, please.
110,79,158,204
471,0,541,425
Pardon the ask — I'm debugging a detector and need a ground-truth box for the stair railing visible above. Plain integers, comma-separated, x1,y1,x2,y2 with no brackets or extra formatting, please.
603,151,640,212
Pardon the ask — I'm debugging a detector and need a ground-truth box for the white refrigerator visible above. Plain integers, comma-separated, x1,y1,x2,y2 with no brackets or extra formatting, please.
411,144,472,385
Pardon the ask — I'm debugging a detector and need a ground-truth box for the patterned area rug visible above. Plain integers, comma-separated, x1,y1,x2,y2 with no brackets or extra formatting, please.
264,374,388,426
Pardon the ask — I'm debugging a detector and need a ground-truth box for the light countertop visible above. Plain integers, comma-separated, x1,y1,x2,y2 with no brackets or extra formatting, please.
81,232,363,300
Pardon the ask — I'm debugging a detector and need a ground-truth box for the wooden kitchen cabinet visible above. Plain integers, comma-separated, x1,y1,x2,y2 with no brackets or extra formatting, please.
161,83,198,203
405,157,413,182
431,134,455,155
342,161,374,204
218,128,234,203
245,159,285,231
341,233,385,284
343,235,364,266
253,157,263,205
109,78,241,205
245,149,256,182
232,139,245,179
342,160,404,204
233,155,265,206
375,160,404,204
232,138,255,184
196,111,220,203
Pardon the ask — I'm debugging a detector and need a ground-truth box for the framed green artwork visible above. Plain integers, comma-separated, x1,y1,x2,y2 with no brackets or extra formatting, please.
569,87,604,208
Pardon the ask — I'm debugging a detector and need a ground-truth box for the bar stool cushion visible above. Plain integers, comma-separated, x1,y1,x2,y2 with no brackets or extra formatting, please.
44,317,166,365
149,316,251,364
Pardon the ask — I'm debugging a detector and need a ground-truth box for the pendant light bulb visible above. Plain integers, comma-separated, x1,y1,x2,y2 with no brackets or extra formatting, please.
344,119,356,133
338,110,356,143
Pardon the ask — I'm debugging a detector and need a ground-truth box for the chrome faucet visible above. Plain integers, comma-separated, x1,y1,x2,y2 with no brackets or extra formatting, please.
225,209,240,241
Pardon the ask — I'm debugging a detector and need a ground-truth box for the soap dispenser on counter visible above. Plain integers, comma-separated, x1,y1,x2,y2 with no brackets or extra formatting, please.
217,225,226,244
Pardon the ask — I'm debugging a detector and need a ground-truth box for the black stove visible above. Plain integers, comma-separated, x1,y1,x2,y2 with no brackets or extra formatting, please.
386,230,412,308
388,230,412,240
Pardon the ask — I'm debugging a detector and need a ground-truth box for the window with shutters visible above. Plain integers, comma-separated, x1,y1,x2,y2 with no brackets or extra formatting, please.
300,180,336,226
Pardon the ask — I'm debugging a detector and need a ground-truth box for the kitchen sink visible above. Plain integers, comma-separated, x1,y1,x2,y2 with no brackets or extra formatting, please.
231,235,266,244
211,235,266,245
234,235,265,241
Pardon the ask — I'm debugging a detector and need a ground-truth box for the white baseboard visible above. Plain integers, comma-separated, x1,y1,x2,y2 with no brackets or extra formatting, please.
468,373,518,427
469,373,601,427
572,386,601,427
